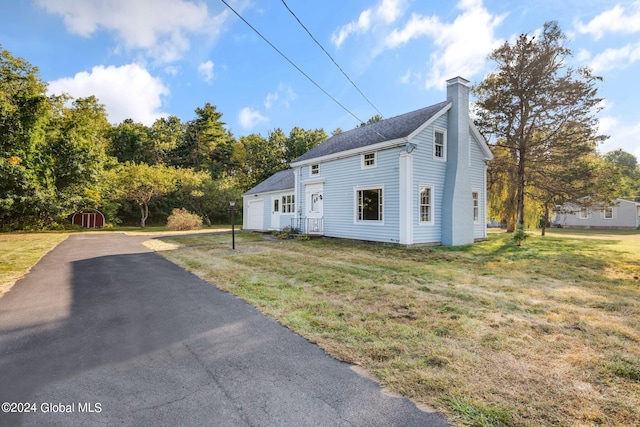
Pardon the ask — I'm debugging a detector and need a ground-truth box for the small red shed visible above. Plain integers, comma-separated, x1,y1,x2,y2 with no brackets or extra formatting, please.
72,209,105,228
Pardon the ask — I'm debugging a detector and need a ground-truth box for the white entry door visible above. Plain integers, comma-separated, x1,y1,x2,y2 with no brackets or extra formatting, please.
305,183,323,234
271,197,280,230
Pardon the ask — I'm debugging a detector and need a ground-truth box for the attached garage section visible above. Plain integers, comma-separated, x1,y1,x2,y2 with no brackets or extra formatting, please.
245,199,264,230
243,169,295,232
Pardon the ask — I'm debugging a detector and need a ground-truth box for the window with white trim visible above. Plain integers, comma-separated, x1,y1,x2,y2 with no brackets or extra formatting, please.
356,187,383,222
362,152,377,169
419,185,433,223
604,207,613,219
433,128,446,160
311,164,319,175
472,192,479,223
579,207,589,219
281,194,295,213
273,198,279,213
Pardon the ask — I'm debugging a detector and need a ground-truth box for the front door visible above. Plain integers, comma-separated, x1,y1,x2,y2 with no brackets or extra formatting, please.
271,197,280,230
306,183,323,234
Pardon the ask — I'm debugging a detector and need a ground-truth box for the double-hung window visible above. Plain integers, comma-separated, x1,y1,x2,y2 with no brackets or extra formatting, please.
433,128,446,160
356,187,383,222
472,192,479,223
579,207,589,219
419,185,433,223
281,194,295,213
604,207,614,219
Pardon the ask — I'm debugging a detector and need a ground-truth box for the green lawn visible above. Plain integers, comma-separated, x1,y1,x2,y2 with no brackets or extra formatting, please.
158,229,640,427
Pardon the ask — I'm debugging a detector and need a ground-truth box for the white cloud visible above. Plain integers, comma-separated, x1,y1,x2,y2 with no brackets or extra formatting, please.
264,84,298,110
598,117,640,159
198,60,215,82
35,0,230,63
576,48,592,63
385,0,506,88
575,2,640,40
332,0,406,48
238,107,268,130
164,65,180,76
399,68,422,85
48,64,169,125
264,92,278,110
589,41,640,72
376,0,404,24
332,10,372,48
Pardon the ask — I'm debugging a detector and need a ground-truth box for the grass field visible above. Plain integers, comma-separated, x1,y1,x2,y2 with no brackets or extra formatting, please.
158,229,640,427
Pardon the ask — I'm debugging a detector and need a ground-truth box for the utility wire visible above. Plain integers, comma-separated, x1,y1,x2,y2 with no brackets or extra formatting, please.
219,0,365,125
280,0,384,118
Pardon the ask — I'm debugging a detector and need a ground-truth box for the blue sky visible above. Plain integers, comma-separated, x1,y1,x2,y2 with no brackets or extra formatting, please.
1,0,639,158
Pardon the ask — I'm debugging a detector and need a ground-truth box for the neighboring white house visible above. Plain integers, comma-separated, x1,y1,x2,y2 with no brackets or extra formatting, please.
554,198,640,229
243,77,494,246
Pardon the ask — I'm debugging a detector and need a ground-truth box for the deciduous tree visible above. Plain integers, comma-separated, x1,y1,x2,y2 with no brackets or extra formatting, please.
106,163,177,228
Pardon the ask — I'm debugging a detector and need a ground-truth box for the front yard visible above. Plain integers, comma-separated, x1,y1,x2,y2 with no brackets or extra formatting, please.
157,229,640,427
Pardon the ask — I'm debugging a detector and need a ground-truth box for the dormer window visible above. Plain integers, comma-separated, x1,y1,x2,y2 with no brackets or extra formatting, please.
362,152,377,169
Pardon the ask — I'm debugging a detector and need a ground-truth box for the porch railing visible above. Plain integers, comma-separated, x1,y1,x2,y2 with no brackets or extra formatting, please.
290,217,323,234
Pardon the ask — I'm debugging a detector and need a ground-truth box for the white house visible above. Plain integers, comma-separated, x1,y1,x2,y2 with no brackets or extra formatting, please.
243,77,493,246
554,198,640,229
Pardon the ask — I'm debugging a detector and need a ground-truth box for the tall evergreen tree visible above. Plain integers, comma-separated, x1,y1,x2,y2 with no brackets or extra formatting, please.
284,127,327,163
474,21,606,231
173,103,234,177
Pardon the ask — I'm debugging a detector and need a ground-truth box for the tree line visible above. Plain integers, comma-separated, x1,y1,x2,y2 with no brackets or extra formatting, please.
2,21,639,232
0,45,327,230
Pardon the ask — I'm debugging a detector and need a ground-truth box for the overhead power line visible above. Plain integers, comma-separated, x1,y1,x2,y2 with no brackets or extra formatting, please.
219,0,365,125
280,0,384,119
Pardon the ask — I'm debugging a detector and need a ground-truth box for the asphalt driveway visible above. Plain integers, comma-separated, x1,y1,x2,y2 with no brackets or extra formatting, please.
0,233,449,426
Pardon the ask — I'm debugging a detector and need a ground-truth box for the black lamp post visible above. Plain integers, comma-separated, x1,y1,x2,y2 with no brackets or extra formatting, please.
229,200,236,250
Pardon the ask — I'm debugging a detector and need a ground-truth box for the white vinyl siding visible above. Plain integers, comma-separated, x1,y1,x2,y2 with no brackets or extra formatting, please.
412,114,448,243
557,199,639,229
469,132,488,239
308,149,398,243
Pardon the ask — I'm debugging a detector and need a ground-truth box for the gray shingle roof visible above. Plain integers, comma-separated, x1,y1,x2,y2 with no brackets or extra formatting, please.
244,169,294,195
293,100,450,163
